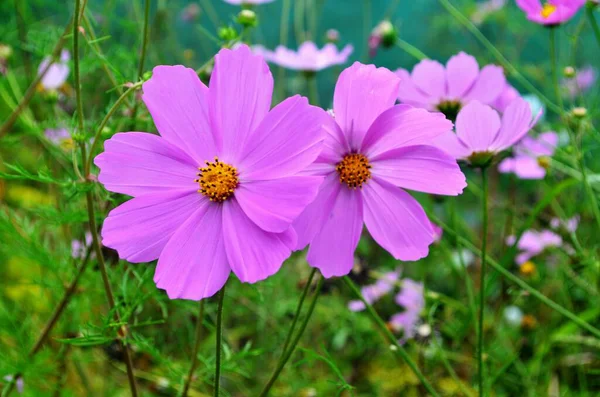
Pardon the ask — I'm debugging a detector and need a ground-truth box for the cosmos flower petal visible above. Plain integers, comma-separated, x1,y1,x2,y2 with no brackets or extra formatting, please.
433,130,473,159
455,101,501,152
142,65,217,163
222,198,296,283
306,187,363,278
235,175,324,233
38,50,70,90
103,191,205,263
361,105,453,158
362,179,433,261
370,145,467,195
498,156,546,179
238,95,326,180
446,52,479,99
293,173,341,250
315,114,351,164
463,65,506,104
209,44,273,162
396,68,433,109
95,132,198,197
154,201,230,300
490,97,534,151
333,62,401,150
411,59,447,100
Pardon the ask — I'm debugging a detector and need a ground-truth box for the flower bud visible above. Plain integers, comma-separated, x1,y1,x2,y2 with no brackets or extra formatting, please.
218,26,238,41
377,20,397,48
142,71,153,81
563,66,576,78
325,29,340,43
0,44,13,60
237,9,257,27
571,106,587,118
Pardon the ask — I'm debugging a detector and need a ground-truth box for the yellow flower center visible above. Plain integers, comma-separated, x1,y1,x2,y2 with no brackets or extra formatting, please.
196,157,239,202
336,153,372,189
537,156,551,169
519,261,536,276
436,100,462,122
60,138,75,151
540,3,557,19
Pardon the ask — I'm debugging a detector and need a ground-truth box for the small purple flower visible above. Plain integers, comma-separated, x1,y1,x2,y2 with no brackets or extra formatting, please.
506,230,562,264
293,62,466,278
95,45,327,300
397,52,506,121
550,216,579,233
498,131,558,179
347,270,399,311
3,376,24,394
181,3,201,22
516,0,586,25
44,127,74,149
254,42,353,72
389,279,425,342
71,232,93,259
38,49,70,91
562,66,597,98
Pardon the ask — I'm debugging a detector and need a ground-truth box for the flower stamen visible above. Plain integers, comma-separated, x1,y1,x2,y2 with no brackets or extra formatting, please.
540,3,557,19
195,157,239,202
336,153,372,189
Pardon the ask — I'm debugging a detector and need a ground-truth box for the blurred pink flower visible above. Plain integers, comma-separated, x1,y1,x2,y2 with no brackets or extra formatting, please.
498,131,558,179
515,0,586,25
347,270,399,311
389,279,425,342
471,0,507,25
95,45,327,300
254,42,353,72
492,83,521,113
434,99,540,165
3,376,23,394
506,230,563,264
71,232,93,259
396,52,505,121
181,3,201,22
550,216,579,233
562,66,597,98
38,49,70,91
293,62,466,278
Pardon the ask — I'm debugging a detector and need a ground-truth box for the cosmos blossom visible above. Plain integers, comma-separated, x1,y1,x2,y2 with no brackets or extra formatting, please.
254,41,353,72
45,127,75,150
506,230,562,264
498,131,558,179
293,62,467,278
38,49,70,91
550,216,579,233
95,45,327,300
389,279,425,342
492,83,521,113
347,270,399,311
515,0,586,25
396,52,505,121
434,99,540,166
562,66,597,98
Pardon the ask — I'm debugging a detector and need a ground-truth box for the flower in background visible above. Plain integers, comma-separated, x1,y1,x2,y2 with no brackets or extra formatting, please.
71,232,93,259
0,44,12,75
492,83,521,113
389,279,425,342
503,305,524,326
45,127,75,150
498,131,558,179
550,216,579,233
516,0,586,26
95,45,327,300
326,29,340,43
368,20,397,58
434,99,539,167
181,3,201,22
293,62,466,278
451,249,475,269
397,52,505,122
347,270,399,311
223,0,275,4
506,229,562,264
254,42,353,72
562,66,597,98
431,222,443,243
38,49,70,91
3,376,23,394
471,0,507,25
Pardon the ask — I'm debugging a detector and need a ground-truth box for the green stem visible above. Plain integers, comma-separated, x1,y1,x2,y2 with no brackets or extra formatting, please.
294,0,305,44
214,286,226,397
137,0,151,79
587,4,600,51
279,268,317,356
343,277,440,397
73,0,85,135
477,167,489,396
437,0,561,115
396,38,428,61
548,28,564,112
182,300,206,397
306,73,319,106
259,275,323,397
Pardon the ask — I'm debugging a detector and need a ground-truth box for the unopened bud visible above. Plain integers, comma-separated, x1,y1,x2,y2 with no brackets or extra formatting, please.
237,9,257,27
142,71,153,81
326,29,340,43
218,26,238,42
0,44,13,60
563,66,576,78
572,107,587,118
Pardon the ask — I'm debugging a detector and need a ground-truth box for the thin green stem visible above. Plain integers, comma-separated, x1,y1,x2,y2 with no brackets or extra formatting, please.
214,286,226,397
137,0,151,79
306,73,319,106
396,38,428,61
73,0,85,135
294,0,305,44
478,168,489,396
182,300,206,397
437,0,561,115
343,277,440,397
549,28,564,112
259,275,323,397
587,4,600,51
279,268,317,356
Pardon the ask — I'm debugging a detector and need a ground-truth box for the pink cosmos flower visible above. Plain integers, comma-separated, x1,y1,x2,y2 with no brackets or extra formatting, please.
389,279,424,342
434,99,539,165
72,232,93,259
492,83,520,113
255,42,353,72
223,0,275,3
38,49,70,91
396,52,505,121
562,66,597,98
95,45,327,300
550,216,579,233
293,62,467,278
348,270,399,311
506,230,562,264
498,131,558,179
516,0,586,25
